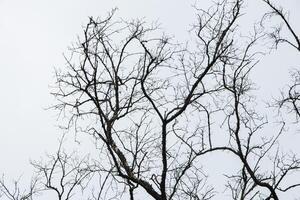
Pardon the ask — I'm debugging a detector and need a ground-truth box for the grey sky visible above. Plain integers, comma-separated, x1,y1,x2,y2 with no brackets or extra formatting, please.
0,0,198,184
0,0,299,199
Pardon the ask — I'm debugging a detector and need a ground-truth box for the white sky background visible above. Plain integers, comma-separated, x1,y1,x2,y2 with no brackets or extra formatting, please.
0,0,299,199
0,0,196,171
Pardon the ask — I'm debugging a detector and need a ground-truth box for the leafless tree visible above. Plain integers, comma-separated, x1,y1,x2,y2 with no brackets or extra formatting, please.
218,1,300,199
49,0,300,199
0,138,114,200
261,0,300,121
0,176,38,200
261,0,300,51
51,0,246,199
2,0,300,200
30,139,98,200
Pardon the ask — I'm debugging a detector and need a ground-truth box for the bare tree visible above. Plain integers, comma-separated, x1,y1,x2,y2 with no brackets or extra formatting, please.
30,139,98,200
261,0,300,51
51,1,245,199
0,176,38,200
262,0,300,121
1,0,300,200
49,0,300,199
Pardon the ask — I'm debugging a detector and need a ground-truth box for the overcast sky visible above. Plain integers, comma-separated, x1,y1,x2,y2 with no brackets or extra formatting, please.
0,0,201,183
0,0,299,199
